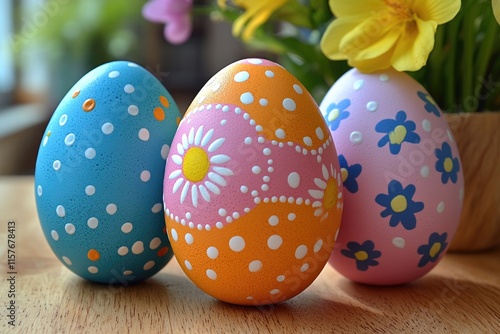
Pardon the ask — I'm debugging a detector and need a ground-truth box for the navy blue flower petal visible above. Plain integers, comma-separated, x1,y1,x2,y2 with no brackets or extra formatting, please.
325,99,351,131
341,240,381,271
435,142,460,184
339,154,362,193
417,91,441,117
375,180,424,230
375,111,421,155
417,232,448,267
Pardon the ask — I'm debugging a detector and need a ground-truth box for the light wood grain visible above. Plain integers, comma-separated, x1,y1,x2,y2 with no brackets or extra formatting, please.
0,176,499,333
445,113,500,252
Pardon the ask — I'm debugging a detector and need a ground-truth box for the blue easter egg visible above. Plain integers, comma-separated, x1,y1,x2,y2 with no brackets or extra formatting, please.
35,61,180,284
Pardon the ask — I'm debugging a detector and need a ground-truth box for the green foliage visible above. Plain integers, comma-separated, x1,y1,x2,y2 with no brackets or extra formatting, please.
216,0,500,112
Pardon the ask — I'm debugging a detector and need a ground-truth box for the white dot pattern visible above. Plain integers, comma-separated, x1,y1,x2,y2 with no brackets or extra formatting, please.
65,133,76,146
102,122,114,135
229,236,245,252
128,105,139,116
36,63,182,285
234,71,250,82
108,71,120,78
121,222,133,233
249,260,263,272
207,246,219,259
206,269,217,280
161,59,344,304
140,170,151,182
65,223,75,234
132,241,144,254
106,204,117,215
392,237,406,249
350,131,363,145
139,128,150,141
283,98,296,111
267,235,283,250
56,205,66,218
85,148,96,159
295,245,308,259
124,84,135,93
87,217,98,229
240,92,254,105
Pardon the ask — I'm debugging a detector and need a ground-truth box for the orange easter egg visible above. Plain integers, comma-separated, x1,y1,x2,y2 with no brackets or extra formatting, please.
163,59,343,305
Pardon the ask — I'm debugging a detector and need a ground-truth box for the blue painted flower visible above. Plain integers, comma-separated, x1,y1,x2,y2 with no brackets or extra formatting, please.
324,99,350,131
417,91,441,117
417,232,448,267
435,142,460,184
375,111,421,155
341,240,381,271
375,180,424,230
338,154,362,193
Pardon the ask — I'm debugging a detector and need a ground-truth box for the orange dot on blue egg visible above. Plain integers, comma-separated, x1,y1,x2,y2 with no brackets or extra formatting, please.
154,107,165,121
159,95,169,108
83,99,95,112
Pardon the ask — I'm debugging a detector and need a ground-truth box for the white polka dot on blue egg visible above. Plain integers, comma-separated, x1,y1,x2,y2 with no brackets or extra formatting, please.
34,61,181,283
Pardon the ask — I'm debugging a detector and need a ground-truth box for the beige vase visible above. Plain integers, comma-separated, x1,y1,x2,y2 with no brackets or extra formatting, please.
445,112,500,252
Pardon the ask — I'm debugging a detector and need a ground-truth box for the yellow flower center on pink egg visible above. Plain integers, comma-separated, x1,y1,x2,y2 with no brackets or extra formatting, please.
341,168,348,183
323,178,338,211
328,108,340,122
444,158,453,173
183,147,210,183
355,251,369,261
391,195,407,213
389,125,407,145
429,242,442,258
426,94,437,106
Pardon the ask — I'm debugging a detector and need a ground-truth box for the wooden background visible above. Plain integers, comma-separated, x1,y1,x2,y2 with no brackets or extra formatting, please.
0,176,499,333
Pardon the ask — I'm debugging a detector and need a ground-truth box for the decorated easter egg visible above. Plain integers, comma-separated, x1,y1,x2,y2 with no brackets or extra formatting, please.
320,68,464,285
163,58,343,305
35,61,180,284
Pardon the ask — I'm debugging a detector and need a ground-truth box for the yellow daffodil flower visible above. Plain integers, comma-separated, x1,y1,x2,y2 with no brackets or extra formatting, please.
218,0,289,41
493,0,500,25
320,0,461,72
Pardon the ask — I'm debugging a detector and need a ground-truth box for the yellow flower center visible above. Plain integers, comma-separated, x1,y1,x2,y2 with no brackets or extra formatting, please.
389,125,407,145
429,242,442,258
390,195,407,213
182,147,210,183
341,168,348,183
444,158,453,173
323,178,338,211
355,251,369,261
328,108,340,122
426,94,437,106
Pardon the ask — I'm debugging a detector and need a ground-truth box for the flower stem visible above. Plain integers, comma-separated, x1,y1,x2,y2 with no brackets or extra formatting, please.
192,5,218,16
429,27,444,104
461,0,477,112
444,8,462,112
275,1,313,28
475,8,499,108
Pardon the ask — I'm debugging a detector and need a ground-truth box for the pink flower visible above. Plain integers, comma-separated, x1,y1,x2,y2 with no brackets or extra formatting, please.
142,0,193,44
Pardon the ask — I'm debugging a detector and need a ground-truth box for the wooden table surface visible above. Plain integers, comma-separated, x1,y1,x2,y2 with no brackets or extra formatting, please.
0,175,499,333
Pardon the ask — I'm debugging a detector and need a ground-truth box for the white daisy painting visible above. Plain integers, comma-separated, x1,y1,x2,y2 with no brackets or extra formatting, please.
167,126,234,207
309,163,343,222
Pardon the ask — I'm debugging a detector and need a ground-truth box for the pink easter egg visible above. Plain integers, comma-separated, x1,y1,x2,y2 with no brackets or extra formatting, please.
320,68,464,285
